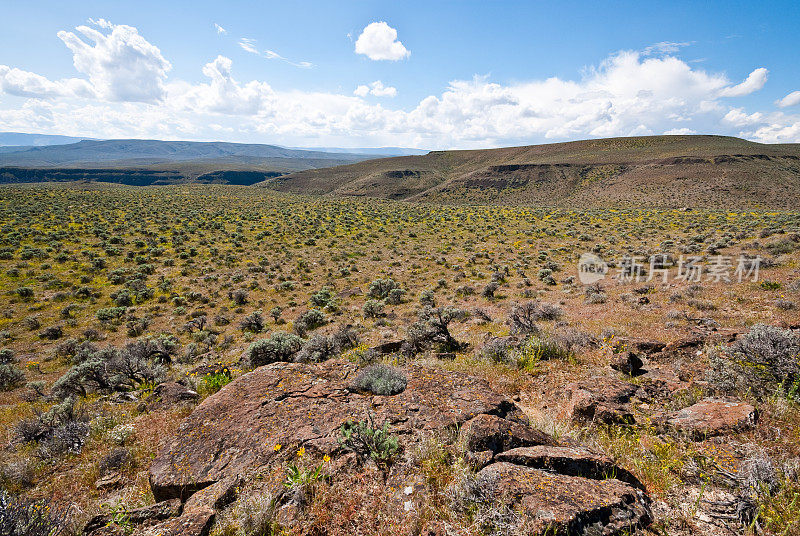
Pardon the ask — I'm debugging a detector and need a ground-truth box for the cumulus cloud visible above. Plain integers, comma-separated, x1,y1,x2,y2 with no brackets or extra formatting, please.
354,80,397,97
0,65,93,98
776,90,800,108
55,20,171,103
2,23,799,146
719,67,768,97
354,22,410,61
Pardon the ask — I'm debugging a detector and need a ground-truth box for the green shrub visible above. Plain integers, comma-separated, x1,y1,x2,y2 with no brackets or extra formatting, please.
247,332,304,367
350,364,407,395
708,324,800,399
362,299,384,318
339,414,400,467
367,278,400,300
198,368,233,396
0,363,24,391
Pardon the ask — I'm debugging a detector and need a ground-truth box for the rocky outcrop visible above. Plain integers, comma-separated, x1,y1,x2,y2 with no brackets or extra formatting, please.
495,446,643,490
141,359,652,536
459,413,556,468
149,359,516,502
662,398,757,439
142,381,199,411
476,461,651,535
565,377,638,424
610,351,644,375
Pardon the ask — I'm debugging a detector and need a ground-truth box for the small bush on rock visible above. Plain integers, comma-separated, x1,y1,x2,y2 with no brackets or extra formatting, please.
350,364,407,395
247,332,304,367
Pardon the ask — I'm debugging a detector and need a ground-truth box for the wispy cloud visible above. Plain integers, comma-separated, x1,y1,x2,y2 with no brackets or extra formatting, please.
642,41,692,56
238,37,312,68
214,23,227,35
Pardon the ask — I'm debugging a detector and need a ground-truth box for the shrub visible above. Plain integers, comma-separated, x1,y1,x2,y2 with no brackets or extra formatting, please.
51,340,170,399
294,309,325,336
350,364,407,395
406,305,469,353
239,311,265,333
708,324,800,399
482,282,499,298
367,278,400,300
480,337,516,364
0,364,24,391
339,414,400,467
35,421,90,460
99,448,132,475
295,334,338,363
385,288,406,305
515,335,573,368
0,490,71,536
310,286,338,311
247,332,304,367
38,325,63,340
96,307,127,325
0,349,15,364
362,299,384,318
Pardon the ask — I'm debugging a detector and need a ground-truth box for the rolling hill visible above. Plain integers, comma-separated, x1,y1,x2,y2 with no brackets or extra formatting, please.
0,139,387,185
258,135,800,209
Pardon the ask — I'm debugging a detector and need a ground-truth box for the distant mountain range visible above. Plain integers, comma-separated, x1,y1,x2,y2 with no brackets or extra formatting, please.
0,137,418,185
0,132,96,147
259,135,800,209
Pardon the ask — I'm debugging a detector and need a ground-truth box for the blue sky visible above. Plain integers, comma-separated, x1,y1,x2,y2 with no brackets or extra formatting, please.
1,1,799,148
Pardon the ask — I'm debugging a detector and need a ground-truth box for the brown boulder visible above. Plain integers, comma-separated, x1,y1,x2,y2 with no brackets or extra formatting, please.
459,414,556,467
144,382,199,411
83,499,182,535
609,351,644,376
495,445,643,490
149,359,516,502
566,377,638,424
476,462,651,535
664,398,757,439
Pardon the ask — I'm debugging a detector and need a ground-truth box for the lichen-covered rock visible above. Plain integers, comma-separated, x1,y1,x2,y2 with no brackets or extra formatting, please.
663,398,757,439
565,377,638,424
149,359,516,502
495,445,643,490
476,462,651,535
458,413,556,467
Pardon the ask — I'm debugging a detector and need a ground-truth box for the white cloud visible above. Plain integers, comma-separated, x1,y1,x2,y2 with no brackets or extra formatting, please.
354,22,410,61
57,20,171,103
642,41,692,56
354,80,397,97
0,65,92,98
663,127,696,135
2,25,799,146
214,23,227,35
718,67,768,97
776,90,800,108
238,38,312,68
238,38,259,55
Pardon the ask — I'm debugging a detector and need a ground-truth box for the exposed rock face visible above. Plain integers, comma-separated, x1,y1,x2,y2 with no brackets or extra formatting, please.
610,351,644,375
144,359,652,536
143,381,199,411
82,499,182,535
566,377,638,424
495,446,643,490
459,413,556,468
664,398,757,439
149,359,516,502
476,461,651,535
